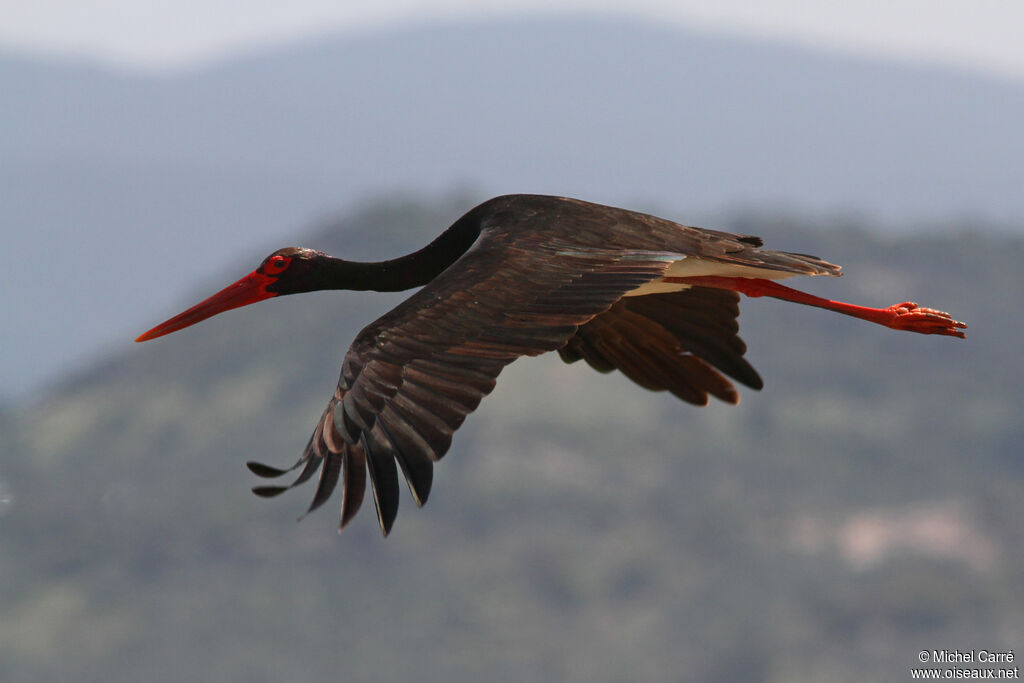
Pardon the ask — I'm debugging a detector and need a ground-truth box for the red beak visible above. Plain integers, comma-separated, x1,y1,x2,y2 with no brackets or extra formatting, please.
135,270,278,342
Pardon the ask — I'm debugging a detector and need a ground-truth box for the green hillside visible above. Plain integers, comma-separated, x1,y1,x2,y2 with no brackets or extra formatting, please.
3,196,1021,682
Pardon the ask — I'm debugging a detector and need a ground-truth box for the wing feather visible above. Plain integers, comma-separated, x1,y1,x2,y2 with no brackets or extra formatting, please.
338,444,367,531
360,431,401,535
377,405,436,503
558,288,763,404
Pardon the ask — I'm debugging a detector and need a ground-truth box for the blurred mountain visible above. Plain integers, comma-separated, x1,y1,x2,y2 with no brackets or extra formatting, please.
3,196,1021,682
3,16,1023,400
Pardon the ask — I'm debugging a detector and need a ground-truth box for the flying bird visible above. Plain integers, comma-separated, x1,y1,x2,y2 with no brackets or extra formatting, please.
137,195,965,535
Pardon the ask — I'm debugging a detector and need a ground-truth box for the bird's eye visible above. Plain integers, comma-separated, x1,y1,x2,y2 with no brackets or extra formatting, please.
264,255,291,275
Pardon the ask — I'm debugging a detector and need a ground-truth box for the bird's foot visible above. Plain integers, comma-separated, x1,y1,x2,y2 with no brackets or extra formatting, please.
884,302,967,338
667,276,967,338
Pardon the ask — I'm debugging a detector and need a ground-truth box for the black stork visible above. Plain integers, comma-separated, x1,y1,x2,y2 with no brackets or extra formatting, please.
137,195,966,535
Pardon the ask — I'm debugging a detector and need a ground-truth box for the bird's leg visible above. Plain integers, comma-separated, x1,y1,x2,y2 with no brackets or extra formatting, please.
666,276,967,338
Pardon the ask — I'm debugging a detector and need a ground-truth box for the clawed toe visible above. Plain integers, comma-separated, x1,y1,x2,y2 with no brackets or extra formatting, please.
887,302,967,338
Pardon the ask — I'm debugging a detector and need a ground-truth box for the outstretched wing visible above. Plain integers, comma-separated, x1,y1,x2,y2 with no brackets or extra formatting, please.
558,287,764,406
252,238,682,534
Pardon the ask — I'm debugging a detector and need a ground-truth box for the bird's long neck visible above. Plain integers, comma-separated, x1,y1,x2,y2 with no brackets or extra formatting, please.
319,211,483,292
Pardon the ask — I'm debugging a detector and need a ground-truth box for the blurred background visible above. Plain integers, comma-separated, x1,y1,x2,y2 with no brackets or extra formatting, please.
2,2,1021,681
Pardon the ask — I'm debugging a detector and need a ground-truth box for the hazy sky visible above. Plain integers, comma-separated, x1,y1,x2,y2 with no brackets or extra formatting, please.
2,0,1023,80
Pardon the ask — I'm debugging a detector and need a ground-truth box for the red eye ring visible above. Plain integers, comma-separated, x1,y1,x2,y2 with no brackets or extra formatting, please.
264,255,291,275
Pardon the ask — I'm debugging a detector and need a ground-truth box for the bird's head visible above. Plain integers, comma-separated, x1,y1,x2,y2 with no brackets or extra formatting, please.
135,247,328,342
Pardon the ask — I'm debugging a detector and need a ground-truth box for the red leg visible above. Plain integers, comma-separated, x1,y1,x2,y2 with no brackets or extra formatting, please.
667,276,966,338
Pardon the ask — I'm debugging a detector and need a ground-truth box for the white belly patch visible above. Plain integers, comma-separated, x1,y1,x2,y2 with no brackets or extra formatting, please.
623,256,799,297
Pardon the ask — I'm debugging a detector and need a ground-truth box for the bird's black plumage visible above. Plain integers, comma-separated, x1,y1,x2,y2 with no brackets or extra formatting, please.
243,195,841,534
140,194,964,535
